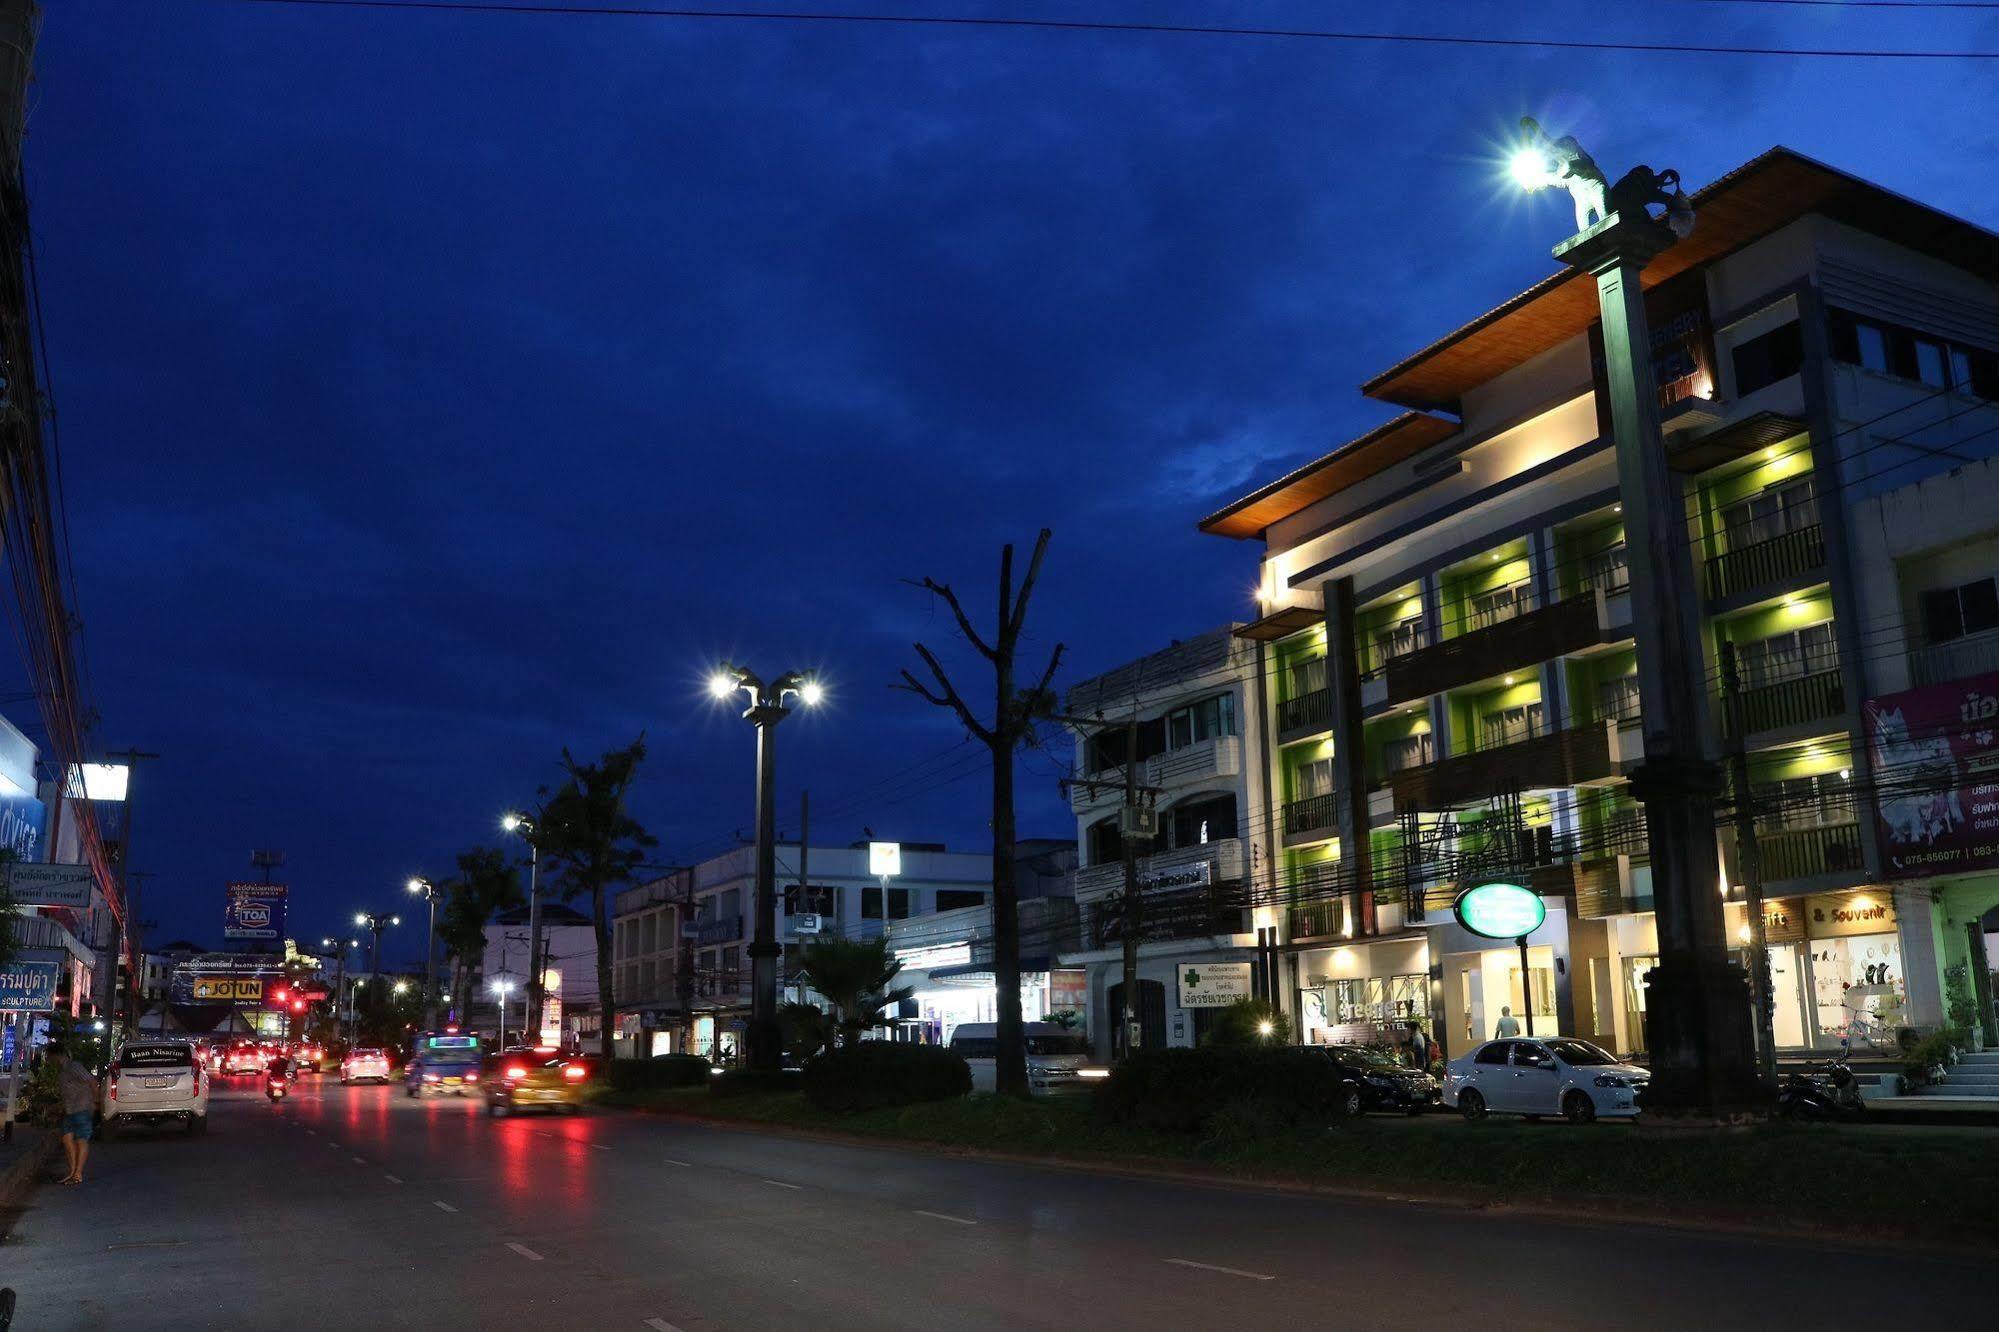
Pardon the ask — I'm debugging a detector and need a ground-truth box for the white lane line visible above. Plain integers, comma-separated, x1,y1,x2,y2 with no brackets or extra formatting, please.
1164,1258,1276,1282
433,1201,459,1214
303,1128,316,1135
384,1174,404,1184
589,1144,612,1152
761,1179,802,1190
663,1158,691,1168
352,1156,367,1165
912,1209,978,1226
505,1242,545,1261
643,1320,686,1332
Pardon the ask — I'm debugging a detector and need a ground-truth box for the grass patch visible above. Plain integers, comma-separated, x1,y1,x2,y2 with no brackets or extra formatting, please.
598,1086,1999,1248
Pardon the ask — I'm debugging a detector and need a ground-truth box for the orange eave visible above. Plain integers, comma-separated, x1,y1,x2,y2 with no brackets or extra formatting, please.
1364,147,1999,413
1197,411,1459,541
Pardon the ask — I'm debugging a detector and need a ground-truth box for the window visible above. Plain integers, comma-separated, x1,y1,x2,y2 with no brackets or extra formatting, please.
1478,701,1543,751
1914,338,1950,389
1085,719,1165,775
1731,319,1803,396
1087,815,1122,868
1169,793,1238,848
1720,477,1817,550
721,946,739,976
1758,771,1855,833
1921,577,1999,645
1467,581,1530,631
1512,1043,1554,1068
1474,1042,1512,1066
1372,616,1424,665
1597,673,1641,723
1164,694,1236,750
935,889,985,912
1736,622,1836,689
784,884,838,916
1378,731,1433,777
1573,542,1629,596
1295,756,1334,800
1829,307,1999,398
1856,322,1889,372
1291,655,1328,698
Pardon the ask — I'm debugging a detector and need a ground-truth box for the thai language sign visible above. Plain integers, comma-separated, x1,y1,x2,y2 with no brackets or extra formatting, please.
1864,672,1999,878
0,959,60,1011
224,882,288,941
1176,962,1252,1009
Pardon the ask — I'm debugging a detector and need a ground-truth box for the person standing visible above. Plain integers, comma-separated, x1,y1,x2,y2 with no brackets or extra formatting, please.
1407,1021,1431,1071
51,1040,98,1185
1494,1006,1522,1039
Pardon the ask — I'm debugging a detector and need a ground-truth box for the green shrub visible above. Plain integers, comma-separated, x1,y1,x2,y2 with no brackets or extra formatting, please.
802,1043,971,1113
1094,1047,1346,1134
710,1068,803,1098
607,1053,712,1091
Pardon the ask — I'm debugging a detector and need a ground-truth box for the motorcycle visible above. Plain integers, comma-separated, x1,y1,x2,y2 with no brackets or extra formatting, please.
266,1068,291,1103
1778,1039,1865,1121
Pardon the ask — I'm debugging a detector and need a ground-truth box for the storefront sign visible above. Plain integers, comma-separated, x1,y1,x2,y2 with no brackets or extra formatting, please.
223,882,288,941
0,789,48,862
4,862,93,909
0,959,60,1012
1865,672,1999,879
1138,859,1211,893
868,841,902,877
1177,962,1252,1009
1761,898,1806,945
1453,881,1547,940
1805,891,1897,940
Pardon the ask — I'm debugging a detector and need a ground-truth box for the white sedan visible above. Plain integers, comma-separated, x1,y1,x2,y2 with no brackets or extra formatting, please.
1443,1037,1649,1123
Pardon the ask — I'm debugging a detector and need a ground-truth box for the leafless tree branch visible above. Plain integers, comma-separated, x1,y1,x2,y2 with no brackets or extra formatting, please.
909,576,997,662
894,644,994,746
1005,528,1053,645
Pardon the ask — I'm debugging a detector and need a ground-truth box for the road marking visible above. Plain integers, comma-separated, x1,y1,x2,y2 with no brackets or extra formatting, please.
1164,1258,1275,1282
664,1158,691,1167
912,1209,978,1226
589,1143,612,1152
352,1156,367,1165
761,1179,801,1190
433,1201,459,1214
384,1174,404,1184
505,1242,544,1261
643,1320,686,1332
304,1128,316,1135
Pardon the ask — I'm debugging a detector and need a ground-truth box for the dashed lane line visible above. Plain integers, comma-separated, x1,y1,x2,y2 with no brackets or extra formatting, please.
589,1144,612,1152
1164,1258,1276,1282
643,1320,686,1332
912,1210,977,1226
384,1174,404,1184
433,1201,459,1214
505,1242,544,1261
761,1179,802,1190
663,1158,691,1167
352,1156,367,1165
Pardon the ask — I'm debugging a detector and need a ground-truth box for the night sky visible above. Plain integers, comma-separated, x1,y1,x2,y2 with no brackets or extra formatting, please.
18,2,1998,959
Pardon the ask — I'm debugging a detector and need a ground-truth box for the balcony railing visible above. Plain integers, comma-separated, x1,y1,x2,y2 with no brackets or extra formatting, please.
1145,734,1242,788
1384,593,1601,706
1286,897,1346,940
1704,522,1826,602
1759,822,1863,882
1283,792,1338,839
1911,631,1999,688
1722,665,1845,738
1277,687,1332,736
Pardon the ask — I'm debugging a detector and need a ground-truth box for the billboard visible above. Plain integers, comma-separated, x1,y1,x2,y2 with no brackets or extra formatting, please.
0,788,47,861
0,959,60,1012
1864,672,1999,879
4,862,92,909
169,954,289,1005
223,882,288,941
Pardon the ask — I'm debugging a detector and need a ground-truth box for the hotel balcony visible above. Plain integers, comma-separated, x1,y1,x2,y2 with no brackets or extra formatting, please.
1384,592,1609,707
1704,522,1828,606
1145,734,1242,789
1277,686,1332,743
1072,837,1247,902
1720,666,1845,743
1759,821,1865,889
1910,631,1999,688
1387,717,1615,810
1282,792,1338,846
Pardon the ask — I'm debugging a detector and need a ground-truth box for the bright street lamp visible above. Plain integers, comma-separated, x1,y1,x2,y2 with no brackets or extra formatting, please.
501,811,543,1043
490,976,516,1048
407,876,443,1029
321,936,361,1040
355,910,401,1032
708,662,823,1073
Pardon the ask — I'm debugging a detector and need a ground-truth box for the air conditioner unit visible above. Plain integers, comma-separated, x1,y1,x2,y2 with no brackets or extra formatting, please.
1119,804,1158,838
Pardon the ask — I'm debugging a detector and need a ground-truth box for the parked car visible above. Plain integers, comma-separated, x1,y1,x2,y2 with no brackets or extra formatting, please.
102,1040,208,1137
948,1022,1106,1096
483,1047,592,1116
341,1047,392,1084
1443,1037,1649,1123
1317,1044,1441,1115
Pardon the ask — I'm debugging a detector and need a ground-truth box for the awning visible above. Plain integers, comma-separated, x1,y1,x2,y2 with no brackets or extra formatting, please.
1232,604,1324,641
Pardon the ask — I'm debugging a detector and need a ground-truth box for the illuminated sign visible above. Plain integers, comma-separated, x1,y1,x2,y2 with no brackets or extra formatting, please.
868,841,902,877
1453,882,1547,940
191,976,265,1003
0,960,60,1012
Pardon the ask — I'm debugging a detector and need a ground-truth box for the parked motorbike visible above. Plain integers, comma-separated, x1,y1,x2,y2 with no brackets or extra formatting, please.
1778,1039,1865,1121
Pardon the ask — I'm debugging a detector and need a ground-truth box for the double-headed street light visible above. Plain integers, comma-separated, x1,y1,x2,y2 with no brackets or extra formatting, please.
490,976,516,1049
407,876,443,1030
321,935,361,1040
708,663,823,1072
501,811,543,1043
355,910,400,1031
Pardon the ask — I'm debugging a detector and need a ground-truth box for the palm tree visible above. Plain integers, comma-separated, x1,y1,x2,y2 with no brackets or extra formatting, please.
437,847,524,1022
795,937,913,1049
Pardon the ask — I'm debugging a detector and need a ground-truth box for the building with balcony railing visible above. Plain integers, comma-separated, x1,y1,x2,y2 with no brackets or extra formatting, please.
1199,146,1999,1058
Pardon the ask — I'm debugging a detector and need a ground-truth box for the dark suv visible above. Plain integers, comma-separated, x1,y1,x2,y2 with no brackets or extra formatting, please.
1318,1043,1441,1116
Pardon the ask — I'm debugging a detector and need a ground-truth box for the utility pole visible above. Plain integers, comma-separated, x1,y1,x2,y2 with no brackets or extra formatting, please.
1720,643,1778,1081
102,749,160,1035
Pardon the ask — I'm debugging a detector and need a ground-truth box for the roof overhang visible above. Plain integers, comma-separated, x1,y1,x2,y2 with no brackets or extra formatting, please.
1233,605,1324,641
1363,148,1999,413
1198,411,1459,541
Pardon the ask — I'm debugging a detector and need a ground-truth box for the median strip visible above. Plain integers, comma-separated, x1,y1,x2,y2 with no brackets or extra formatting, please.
1164,1258,1275,1282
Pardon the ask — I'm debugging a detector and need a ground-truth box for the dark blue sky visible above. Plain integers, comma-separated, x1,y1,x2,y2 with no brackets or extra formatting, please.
20,2,1999,958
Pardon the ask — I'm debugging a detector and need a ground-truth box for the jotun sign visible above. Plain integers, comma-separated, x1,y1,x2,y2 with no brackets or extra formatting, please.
1454,881,1547,941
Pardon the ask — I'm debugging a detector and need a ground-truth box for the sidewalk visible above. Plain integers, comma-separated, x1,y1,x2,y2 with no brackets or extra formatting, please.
0,1123,56,1211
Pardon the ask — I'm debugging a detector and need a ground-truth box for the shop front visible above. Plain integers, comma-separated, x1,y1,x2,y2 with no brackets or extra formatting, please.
1759,889,1908,1051
1297,935,1432,1052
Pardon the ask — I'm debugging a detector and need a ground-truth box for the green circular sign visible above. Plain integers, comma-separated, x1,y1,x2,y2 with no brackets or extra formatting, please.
1453,881,1546,940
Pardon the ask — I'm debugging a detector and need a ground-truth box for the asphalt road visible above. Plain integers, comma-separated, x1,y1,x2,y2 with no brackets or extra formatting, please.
2,1077,1994,1330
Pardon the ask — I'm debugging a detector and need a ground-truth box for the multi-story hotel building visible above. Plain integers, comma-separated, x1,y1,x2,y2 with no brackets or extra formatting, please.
1202,147,1999,1062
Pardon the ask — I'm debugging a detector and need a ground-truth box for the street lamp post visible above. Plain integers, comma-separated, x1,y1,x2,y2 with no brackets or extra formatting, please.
355,910,400,1037
501,813,542,1043
321,936,361,1042
1512,120,1763,1116
709,664,823,1073
407,877,443,1030
491,977,514,1049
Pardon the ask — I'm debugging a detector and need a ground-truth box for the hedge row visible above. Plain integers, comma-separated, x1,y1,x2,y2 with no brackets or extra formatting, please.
802,1044,971,1113
1094,1047,1348,1133
710,1068,804,1098
606,1054,712,1091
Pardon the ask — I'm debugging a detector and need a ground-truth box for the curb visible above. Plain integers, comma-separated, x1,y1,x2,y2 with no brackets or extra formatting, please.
0,1129,57,1212
605,1099,1999,1259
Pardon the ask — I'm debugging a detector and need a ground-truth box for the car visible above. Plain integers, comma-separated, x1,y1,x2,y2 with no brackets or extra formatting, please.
294,1042,325,1073
1443,1037,1650,1123
341,1047,392,1084
483,1047,592,1116
103,1040,208,1137
1317,1044,1442,1115
406,1030,484,1097
948,1022,1107,1096
224,1042,266,1076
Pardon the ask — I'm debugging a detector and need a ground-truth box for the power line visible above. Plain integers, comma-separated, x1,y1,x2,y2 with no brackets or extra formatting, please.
207,0,1999,59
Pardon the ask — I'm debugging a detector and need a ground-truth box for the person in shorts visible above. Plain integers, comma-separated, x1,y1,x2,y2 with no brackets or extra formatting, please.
51,1040,99,1185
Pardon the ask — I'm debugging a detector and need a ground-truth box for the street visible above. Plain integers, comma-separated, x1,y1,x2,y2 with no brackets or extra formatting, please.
1,1079,1993,1330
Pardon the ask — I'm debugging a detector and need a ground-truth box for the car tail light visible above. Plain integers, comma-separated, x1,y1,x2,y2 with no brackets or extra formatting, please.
190,1065,201,1095
504,1064,527,1081
465,1072,479,1082
563,1064,587,1082
108,1071,118,1102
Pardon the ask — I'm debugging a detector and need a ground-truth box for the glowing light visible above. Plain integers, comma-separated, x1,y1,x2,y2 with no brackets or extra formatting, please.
354,913,368,927
1737,924,1752,944
1613,504,1623,514
393,980,409,996
407,878,426,894
798,680,825,707
1509,146,1554,191
1256,1020,1276,1037
1503,675,1516,685
501,812,523,832
1839,767,1851,780
707,673,736,700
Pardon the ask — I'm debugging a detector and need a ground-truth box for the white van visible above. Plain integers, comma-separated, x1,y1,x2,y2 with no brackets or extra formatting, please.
103,1039,209,1137
948,1022,1104,1096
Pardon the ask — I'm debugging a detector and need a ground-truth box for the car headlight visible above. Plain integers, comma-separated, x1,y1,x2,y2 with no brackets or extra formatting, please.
1594,1074,1631,1088
1075,1068,1110,1080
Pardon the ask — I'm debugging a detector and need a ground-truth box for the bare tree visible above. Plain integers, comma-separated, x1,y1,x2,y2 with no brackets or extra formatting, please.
897,530,1064,1097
